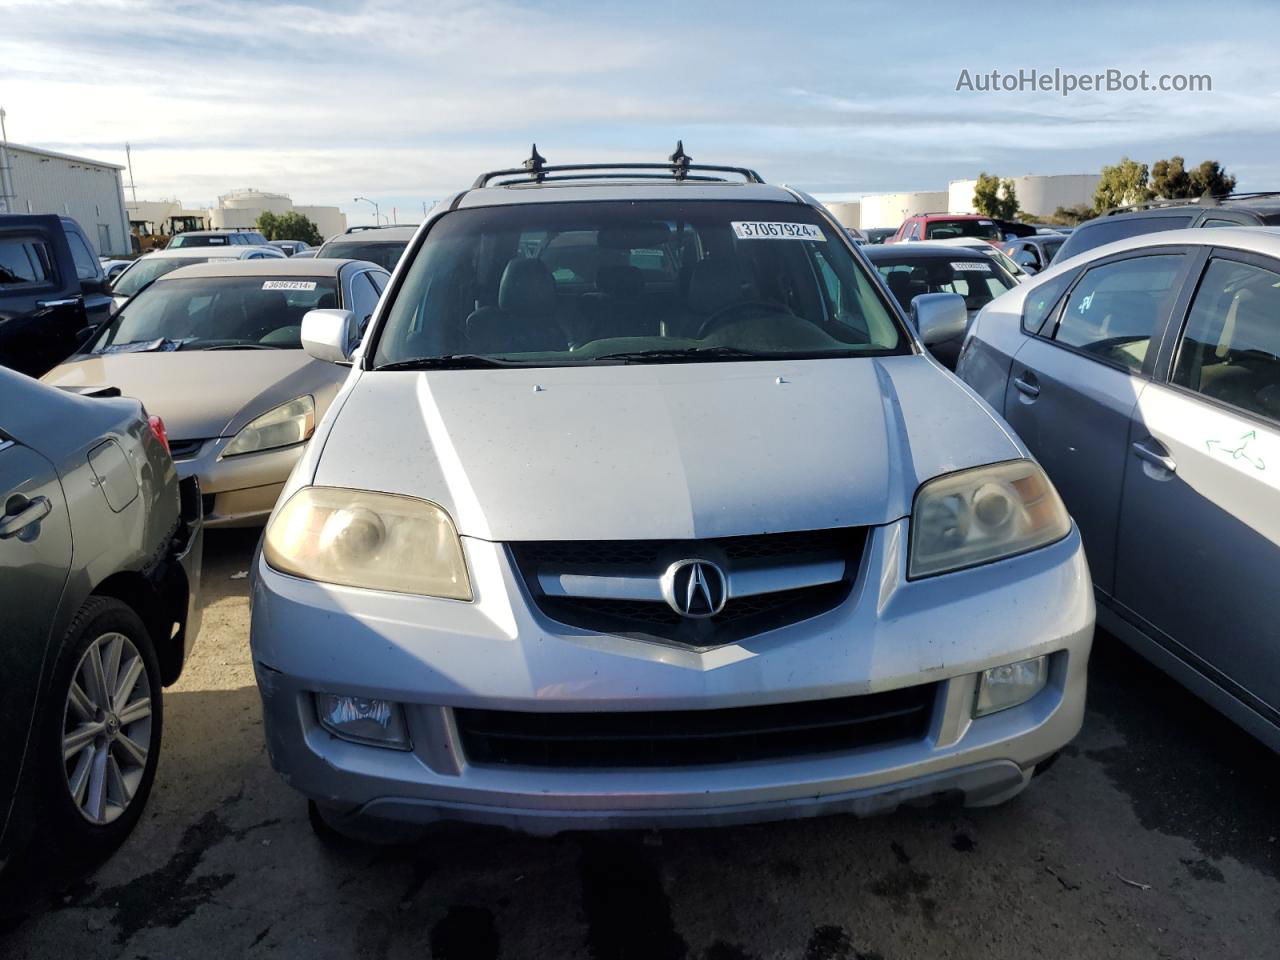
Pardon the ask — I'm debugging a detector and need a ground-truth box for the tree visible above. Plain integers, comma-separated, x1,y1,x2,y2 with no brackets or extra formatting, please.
1050,204,1097,225
255,211,323,246
973,172,1020,220
1151,156,1192,198
1188,160,1237,198
1094,157,1153,211
1151,157,1236,198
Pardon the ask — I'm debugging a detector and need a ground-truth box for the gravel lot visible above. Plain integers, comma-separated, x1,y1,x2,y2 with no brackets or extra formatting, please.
3,529,1278,960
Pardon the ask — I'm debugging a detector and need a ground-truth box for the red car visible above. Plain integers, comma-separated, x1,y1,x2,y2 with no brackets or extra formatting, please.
889,213,1003,245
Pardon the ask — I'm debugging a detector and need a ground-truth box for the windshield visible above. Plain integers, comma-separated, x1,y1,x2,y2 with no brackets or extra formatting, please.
93,275,338,352
925,219,1001,242
319,240,408,271
112,255,234,297
168,234,232,248
1041,237,1065,261
372,201,905,368
874,256,1017,312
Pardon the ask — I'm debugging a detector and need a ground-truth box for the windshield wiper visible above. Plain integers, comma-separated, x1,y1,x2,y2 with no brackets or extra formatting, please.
197,343,284,351
376,354,535,371
588,346,846,364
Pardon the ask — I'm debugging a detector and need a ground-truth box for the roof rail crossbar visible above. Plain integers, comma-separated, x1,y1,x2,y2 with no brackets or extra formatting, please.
492,172,732,186
1100,190,1280,217
472,143,764,189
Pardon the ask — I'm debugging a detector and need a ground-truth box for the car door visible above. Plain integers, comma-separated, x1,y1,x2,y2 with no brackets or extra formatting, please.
0,230,87,377
63,225,112,326
1112,250,1280,722
1003,249,1193,592
0,433,73,847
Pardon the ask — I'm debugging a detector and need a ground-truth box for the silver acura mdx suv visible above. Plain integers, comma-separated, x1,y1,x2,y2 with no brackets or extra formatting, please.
250,149,1094,838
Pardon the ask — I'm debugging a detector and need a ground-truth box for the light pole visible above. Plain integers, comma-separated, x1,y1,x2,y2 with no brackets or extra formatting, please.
354,196,380,225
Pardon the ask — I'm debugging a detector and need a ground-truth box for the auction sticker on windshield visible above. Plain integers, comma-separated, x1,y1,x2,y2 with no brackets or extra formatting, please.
262,280,317,290
951,261,992,272
732,222,825,241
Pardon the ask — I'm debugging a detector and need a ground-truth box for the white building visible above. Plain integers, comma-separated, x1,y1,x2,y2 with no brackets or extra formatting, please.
0,142,132,255
823,200,862,229
209,188,347,238
948,174,1102,219
857,191,949,229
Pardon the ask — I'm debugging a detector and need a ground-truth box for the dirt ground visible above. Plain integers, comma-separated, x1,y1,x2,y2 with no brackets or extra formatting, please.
2,529,1278,960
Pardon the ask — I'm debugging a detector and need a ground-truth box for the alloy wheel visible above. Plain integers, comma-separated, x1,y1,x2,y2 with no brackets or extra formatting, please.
61,631,153,825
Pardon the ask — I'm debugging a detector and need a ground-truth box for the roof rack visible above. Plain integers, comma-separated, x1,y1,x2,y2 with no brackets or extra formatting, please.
471,142,765,189
1101,190,1280,217
343,224,394,233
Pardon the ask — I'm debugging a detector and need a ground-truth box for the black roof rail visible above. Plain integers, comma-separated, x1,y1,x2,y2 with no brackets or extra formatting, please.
343,224,393,233
472,142,765,189
1097,190,1280,217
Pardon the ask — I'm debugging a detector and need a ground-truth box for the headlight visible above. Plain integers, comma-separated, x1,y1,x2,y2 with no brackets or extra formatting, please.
221,396,315,457
263,486,472,599
909,460,1070,578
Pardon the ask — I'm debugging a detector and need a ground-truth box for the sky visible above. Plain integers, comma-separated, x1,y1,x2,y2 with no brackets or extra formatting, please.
3,0,1278,225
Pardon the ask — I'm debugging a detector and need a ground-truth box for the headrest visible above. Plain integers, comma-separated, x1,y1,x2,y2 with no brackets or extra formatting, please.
596,265,644,300
885,271,914,305
687,258,742,315
498,258,556,314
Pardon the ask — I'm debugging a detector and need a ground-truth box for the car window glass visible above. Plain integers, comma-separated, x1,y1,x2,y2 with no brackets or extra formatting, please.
66,230,99,280
1020,271,1075,335
97,276,339,350
347,271,381,329
1053,254,1183,372
374,200,905,367
319,241,407,271
0,236,53,286
1055,215,1193,261
1172,258,1280,423
1200,218,1240,228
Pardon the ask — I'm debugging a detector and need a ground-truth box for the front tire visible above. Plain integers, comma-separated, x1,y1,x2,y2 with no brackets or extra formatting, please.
40,597,164,861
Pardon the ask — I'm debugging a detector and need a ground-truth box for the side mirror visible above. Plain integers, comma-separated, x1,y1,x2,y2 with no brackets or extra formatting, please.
301,309,358,363
910,293,968,347
81,276,110,296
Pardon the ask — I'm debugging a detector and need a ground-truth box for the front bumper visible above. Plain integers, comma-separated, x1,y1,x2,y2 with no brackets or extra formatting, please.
174,437,304,527
250,520,1094,834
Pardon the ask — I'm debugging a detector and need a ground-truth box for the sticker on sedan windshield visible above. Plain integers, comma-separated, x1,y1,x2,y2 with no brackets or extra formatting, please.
731,221,825,241
951,261,992,272
261,280,317,291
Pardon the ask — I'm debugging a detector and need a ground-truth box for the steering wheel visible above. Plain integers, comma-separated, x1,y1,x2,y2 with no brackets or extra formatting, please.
695,300,793,340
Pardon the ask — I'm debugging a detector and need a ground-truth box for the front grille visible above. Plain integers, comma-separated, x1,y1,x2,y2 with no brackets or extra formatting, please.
167,438,205,461
510,528,867,647
455,684,936,768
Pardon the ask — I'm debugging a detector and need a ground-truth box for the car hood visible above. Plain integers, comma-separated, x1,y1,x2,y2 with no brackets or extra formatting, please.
41,351,345,440
310,355,1021,541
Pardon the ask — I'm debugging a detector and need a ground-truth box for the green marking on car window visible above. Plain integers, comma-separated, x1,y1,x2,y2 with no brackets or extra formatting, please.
1205,431,1265,471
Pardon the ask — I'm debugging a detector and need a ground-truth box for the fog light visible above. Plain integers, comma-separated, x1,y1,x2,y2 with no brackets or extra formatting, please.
973,656,1049,718
316,694,410,749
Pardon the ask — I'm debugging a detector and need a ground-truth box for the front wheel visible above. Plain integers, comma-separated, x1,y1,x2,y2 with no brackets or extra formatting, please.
40,597,164,860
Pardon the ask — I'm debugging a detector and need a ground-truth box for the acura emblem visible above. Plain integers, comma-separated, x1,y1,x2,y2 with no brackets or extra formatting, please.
660,559,728,619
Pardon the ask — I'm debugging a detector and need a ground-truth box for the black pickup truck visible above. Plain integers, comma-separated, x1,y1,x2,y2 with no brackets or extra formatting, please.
0,215,114,378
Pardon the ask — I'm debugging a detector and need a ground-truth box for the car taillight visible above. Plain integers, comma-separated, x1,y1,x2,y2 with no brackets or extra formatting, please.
148,415,170,454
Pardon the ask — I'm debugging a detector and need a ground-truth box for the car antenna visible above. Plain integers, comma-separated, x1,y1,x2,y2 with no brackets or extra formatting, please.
669,140,691,180
523,144,547,183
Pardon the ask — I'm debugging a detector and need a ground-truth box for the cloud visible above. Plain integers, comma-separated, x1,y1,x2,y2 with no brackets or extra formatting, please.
2,0,1277,216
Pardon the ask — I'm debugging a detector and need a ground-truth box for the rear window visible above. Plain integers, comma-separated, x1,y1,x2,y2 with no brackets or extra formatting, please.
925,219,1001,242
94,275,339,351
372,200,906,368
873,256,1016,312
0,236,55,287
112,255,233,297
319,240,408,271
170,235,230,248
1055,215,1193,262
